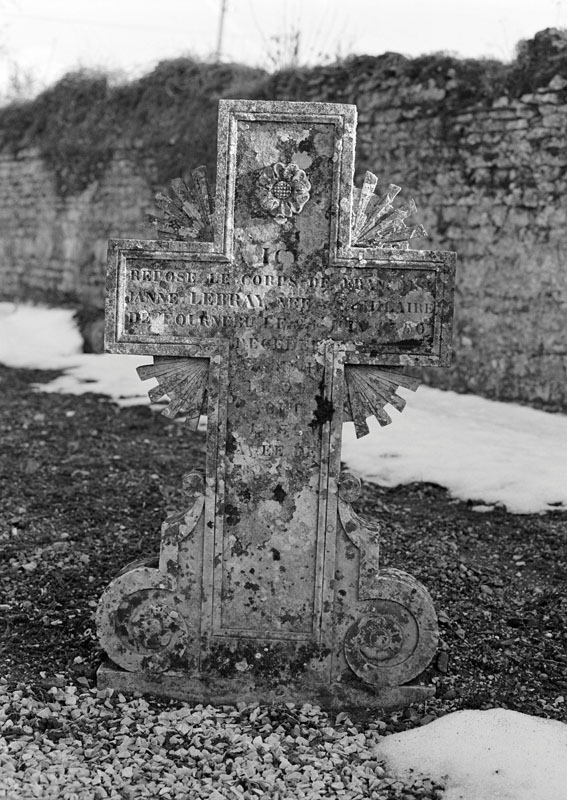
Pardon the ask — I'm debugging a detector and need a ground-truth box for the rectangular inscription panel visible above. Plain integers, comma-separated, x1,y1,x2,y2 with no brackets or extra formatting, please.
106,247,454,366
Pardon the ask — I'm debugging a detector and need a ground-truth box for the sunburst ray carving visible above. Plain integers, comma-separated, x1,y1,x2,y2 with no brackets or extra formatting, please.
145,166,214,241
344,366,421,438
351,171,428,249
137,357,209,430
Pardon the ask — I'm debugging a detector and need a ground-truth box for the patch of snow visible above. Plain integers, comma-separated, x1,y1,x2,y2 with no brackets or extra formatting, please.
341,388,567,514
39,353,154,403
0,302,153,404
375,708,567,800
0,303,83,369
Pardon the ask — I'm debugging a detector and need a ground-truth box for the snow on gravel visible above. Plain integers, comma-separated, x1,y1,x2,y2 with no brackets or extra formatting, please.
1,302,566,514
376,708,567,800
341,387,567,514
3,683,566,800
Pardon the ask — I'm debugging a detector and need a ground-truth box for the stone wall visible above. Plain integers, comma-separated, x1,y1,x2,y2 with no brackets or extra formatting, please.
0,148,154,307
0,31,566,410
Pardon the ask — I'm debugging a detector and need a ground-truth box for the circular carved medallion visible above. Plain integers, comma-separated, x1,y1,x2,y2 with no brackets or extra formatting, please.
344,568,438,687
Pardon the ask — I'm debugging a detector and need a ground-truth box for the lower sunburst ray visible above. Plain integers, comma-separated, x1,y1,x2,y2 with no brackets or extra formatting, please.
344,366,421,438
137,357,209,430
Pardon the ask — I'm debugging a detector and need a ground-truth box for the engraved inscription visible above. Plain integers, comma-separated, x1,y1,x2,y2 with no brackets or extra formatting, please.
119,256,440,354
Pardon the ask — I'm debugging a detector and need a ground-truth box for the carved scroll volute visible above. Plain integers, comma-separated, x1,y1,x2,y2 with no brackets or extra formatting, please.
342,569,439,688
96,473,205,675
336,471,439,688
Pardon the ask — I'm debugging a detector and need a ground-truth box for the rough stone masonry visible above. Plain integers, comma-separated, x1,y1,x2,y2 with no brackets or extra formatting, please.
96,99,456,708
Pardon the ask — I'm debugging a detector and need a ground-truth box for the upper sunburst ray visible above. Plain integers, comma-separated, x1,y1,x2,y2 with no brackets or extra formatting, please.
145,166,214,242
351,171,428,249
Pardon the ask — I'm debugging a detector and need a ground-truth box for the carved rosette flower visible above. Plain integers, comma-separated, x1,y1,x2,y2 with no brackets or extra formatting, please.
256,161,311,223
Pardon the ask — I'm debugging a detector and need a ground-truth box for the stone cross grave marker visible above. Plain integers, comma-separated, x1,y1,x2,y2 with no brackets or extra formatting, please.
96,99,456,708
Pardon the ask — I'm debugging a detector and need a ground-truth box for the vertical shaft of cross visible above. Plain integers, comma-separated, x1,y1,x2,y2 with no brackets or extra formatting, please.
213,118,338,642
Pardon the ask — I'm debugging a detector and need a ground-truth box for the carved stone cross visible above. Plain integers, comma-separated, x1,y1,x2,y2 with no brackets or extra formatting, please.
97,100,456,708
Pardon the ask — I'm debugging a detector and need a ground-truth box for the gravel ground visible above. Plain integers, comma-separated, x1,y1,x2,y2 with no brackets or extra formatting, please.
1,364,566,798
0,682,444,800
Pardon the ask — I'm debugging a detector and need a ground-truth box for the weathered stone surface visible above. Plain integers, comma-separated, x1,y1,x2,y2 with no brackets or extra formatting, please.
96,99,456,706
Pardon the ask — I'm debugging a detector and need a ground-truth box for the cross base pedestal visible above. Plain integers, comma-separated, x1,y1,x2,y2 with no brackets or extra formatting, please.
97,661,435,710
